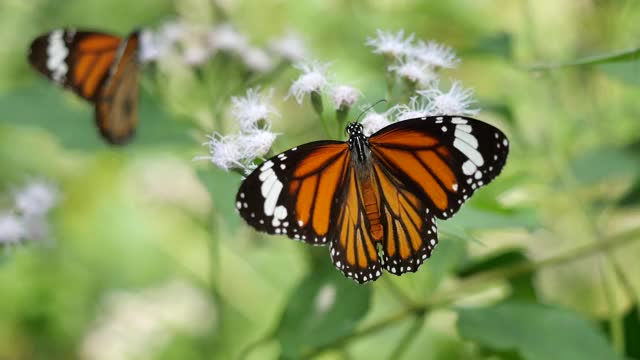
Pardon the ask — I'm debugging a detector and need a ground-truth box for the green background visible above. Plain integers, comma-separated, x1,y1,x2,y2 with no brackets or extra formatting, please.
1,0,640,359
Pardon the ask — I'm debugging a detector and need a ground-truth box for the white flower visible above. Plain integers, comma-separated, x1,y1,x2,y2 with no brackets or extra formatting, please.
200,133,246,171
418,81,479,116
199,130,278,171
287,61,331,104
269,30,307,63
183,43,211,66
241,46,274,73
22,214,50,242
365,29,414,59
330,85,361,110
361,110,393,136
159,21,186,43
0,213,25,245
411,40,460,69
139,30,165,63
388,57,438,88
239,130,277,159
230,87,279,133
395,96,432,121
208,23,248,54
14,180,59,217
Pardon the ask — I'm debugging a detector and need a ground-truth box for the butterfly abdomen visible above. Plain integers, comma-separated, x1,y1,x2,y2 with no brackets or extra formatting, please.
361,177,383,240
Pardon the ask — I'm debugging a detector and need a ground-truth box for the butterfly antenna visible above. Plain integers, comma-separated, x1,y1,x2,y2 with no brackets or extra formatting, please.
356,99,387,123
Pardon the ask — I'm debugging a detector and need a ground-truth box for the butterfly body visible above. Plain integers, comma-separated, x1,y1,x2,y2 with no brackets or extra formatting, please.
237,116,509,283
28,29,140,144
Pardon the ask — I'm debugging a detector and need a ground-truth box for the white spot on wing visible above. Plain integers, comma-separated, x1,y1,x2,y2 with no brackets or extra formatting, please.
46,30,69,83
454,139,484,166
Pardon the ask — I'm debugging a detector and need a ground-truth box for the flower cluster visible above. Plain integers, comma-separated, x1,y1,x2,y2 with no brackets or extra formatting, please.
200,28,478,175
140,21,307,72
0,180,59,246
199,87,280,173
281,29,477,137
367,30,460,89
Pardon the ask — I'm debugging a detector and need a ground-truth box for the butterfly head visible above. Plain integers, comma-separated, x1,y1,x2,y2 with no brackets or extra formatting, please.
346,122,368,163
346,122,364,137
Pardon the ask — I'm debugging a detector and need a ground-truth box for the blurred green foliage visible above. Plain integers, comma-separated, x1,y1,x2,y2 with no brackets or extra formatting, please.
1,0,640,360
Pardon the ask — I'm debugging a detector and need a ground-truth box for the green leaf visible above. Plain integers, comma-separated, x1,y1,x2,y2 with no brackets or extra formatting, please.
275,262,371,358
619,179,640,207
598,61,640,87
570,148,639,186
196,168,243,231
462,32,513,59
528,46,640,70
0,83,192,151
622,306,640,359
457,302,623,360
457,249,536,301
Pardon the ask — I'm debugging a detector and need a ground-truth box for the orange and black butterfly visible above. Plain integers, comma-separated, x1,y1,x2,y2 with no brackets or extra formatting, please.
236,116,509,283
28,29,140,145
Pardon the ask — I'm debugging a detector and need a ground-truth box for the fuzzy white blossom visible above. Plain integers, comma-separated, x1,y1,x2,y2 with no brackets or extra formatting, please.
208,23,248,54
287,61,331,104
269,31,307,63
0,213,25,245
395,96,432,121
200,130,277,172
366,29,414,59
411,40,460,69
418,81,479,116
80,280,214,360
361,109,394,136
14,180,58,217
200,133,245,171
239,130,277,159
241,46,274,73
388,57,438,88
183,43,211,66
230,87,279,133
330,85,361,110
139,22,185,63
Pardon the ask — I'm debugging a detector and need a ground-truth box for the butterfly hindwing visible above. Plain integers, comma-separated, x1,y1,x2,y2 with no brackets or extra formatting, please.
236,141,350,245
329,166,383,283
371,162,438,276
94,32,140,144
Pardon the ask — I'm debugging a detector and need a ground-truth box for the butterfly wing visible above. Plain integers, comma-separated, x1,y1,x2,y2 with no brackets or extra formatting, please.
28,29,122,101
94,31,140,144
329,165,383,283
368,116,509,275
28,29,140,144
236,141,350,245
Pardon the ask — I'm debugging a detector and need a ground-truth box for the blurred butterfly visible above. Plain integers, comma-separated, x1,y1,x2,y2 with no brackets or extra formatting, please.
28,29,140,145
236,116,509,283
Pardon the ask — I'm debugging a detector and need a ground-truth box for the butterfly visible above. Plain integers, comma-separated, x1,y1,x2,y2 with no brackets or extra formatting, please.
236,116,509,283
28,29,140,145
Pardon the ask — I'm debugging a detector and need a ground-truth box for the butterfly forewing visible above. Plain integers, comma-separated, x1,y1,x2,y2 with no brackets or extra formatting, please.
236,141,350,244
28,30,122,100
369,116,509,220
